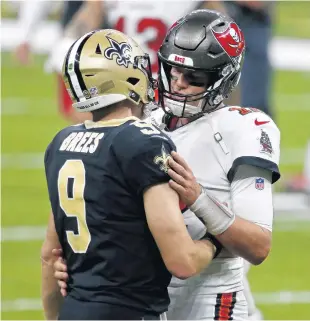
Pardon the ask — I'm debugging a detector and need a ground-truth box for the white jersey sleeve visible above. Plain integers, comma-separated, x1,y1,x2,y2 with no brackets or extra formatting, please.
231,164,273,231
224,107,281,184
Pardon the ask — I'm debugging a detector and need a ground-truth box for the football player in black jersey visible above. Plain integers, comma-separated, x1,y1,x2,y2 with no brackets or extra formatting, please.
41,29,219,320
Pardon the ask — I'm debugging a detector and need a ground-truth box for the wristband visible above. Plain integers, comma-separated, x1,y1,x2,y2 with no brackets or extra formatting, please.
203,232,223,258
189,188,235,235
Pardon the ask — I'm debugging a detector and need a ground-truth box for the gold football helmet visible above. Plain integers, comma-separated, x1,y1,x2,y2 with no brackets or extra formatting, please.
62,29,156,112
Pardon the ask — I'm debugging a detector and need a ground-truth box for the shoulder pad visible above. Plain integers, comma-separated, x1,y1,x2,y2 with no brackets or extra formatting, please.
216,107,281,183
217,106,279,136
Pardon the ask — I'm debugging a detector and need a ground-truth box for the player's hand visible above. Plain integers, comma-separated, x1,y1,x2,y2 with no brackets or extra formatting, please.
13,42,32,65
52,248,68,297
168,151,201,206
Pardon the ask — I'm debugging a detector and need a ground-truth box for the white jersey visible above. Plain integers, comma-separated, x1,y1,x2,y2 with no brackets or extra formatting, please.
105,0,197,72
149,106,280,318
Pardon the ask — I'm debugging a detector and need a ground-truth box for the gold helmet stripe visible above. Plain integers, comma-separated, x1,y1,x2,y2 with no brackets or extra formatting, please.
65,30,96,102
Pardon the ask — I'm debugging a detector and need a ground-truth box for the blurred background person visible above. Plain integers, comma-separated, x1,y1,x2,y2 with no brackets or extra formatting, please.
223,2,275,319
13,0,103,123
284,139,310,195
225,1,274,118
12,0,226,123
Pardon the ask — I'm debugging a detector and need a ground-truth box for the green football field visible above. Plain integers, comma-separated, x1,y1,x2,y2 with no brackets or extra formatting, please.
1,1,310,319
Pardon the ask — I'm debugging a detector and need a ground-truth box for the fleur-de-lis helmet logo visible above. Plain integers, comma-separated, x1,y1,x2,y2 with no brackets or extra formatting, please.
104,36,132,68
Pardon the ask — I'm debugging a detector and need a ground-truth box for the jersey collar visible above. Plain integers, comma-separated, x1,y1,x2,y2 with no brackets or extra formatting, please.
84,116,139,128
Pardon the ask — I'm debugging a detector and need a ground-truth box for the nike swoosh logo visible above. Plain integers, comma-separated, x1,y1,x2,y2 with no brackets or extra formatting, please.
255,119,270,126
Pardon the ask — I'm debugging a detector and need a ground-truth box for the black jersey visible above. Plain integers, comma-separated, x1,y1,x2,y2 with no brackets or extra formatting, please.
44,117,176,314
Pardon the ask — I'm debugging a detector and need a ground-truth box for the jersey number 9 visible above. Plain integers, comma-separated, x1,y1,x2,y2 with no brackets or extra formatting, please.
58,160,91,253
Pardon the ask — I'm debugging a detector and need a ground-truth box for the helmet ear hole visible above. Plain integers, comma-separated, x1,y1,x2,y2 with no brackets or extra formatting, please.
127,77,140,86
207,71,222,89
215,22,226,28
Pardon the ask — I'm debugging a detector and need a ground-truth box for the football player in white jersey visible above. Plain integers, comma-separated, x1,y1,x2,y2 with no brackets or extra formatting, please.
155,10,280,320
53,10,280,320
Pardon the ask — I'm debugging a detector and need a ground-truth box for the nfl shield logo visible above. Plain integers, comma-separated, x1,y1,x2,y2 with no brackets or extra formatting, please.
255,178,265,190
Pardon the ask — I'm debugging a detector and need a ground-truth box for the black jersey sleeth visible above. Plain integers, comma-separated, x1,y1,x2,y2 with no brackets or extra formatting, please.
44,118,176,314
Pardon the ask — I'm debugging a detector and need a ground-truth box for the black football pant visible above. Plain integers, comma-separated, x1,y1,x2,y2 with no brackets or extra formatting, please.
58,295,167,320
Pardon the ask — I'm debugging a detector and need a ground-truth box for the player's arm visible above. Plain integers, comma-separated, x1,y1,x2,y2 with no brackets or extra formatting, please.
50,183,217,288
41,212,63,320
14,0,51,64
144,182,218,279
64,0,104,40
168,113,280,265
168,152,274,265
190,165,273,265
120,125,219,278
214,165,273,264
216,217,271,266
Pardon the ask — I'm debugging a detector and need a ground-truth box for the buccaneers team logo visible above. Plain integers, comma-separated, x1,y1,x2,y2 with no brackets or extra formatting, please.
104,36,132,68
212,22,245,57
260,130,273,156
